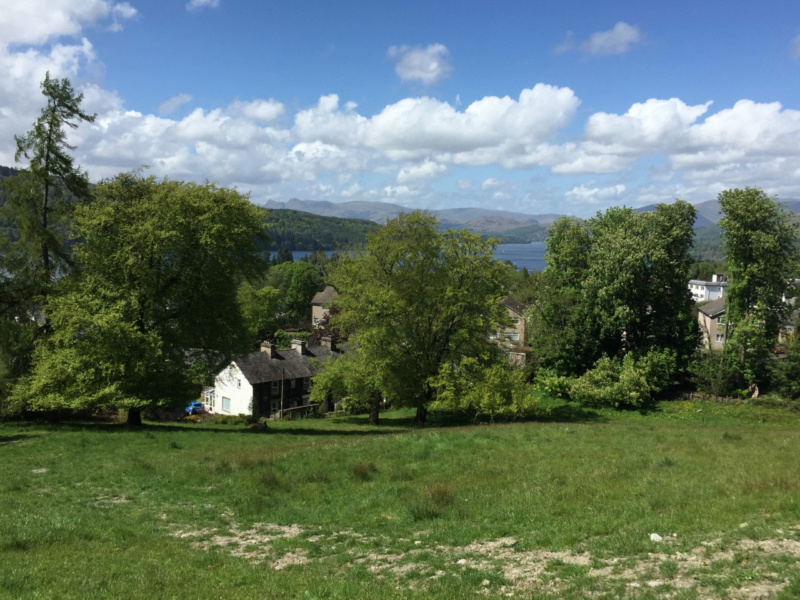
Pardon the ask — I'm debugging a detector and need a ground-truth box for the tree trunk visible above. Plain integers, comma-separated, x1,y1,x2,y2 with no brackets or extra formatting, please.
127,407,143,427
368,393,380,425
414,405,427,425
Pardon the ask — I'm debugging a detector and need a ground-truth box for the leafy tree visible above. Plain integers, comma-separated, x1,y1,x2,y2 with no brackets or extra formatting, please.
12,72,96,286
0,73,95,408
13,173,268,424
328,211,509,424
238,282,281,347
529,202,699,389
718,187,800,388
309,348,384,423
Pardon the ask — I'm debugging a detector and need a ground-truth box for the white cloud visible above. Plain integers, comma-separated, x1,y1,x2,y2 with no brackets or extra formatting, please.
186,0,220,11
0,0,137,44
792,33,800,59
566,184,626,202
230,99,285,123
555,22,643,56
387,44,453,85
340,183,362,198
481,178,505,191
457,179,473,191
396,160,447,184
158,94,192,116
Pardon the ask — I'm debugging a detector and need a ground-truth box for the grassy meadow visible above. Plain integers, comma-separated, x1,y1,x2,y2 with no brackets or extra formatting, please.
2,399,800,599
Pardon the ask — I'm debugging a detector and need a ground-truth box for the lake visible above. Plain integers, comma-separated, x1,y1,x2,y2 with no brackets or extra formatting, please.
292,242,547,272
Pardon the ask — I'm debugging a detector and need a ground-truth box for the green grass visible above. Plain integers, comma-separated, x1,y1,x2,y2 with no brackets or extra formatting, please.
1,400,800,599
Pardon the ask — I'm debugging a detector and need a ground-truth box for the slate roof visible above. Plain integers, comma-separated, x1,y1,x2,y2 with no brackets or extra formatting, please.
698,297,726,317
502,297,526,315
311,286,339,305
233,343,338,384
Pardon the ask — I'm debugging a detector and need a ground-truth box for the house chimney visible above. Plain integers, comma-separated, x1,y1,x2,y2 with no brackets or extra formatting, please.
260,341,276,357
320,335,336,352
291,339,306,356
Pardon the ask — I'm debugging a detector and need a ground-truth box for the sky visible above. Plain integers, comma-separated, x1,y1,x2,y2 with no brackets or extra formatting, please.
1,0,800,217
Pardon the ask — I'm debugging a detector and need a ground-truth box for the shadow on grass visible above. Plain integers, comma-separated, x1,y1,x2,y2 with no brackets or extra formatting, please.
0,434,38,445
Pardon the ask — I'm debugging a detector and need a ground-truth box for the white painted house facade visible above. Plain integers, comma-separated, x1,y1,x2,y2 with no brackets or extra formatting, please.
689,275,728,303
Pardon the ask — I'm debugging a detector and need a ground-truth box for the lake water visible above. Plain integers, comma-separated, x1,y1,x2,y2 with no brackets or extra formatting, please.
292,242,547,272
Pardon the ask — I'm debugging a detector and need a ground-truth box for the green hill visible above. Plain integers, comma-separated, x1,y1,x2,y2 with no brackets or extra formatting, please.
263,208,380,250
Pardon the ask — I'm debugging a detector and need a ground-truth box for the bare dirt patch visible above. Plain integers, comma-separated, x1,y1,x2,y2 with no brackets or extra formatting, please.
173,522,799,597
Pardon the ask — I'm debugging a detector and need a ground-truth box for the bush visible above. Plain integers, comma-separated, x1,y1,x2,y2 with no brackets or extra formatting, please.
570,350,676,408
432,358,540,420
690,349,743,397
532,369,574,399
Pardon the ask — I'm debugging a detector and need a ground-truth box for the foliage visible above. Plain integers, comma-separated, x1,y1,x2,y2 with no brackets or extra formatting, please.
237,282,281,347
770,338,800,400
309,348,384,422
531,368,574,400
265,208,380,251
718,187,800,388
431,357,537,420
328,211,510,423
0,74,95,411
570,349,677,408
529,203,699,382
690,349,745,398
13,173,268,423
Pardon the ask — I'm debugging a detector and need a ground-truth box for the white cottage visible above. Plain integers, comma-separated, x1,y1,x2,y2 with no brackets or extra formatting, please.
209,337,338,418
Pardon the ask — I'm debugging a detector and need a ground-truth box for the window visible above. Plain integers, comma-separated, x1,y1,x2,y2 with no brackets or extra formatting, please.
290,378,296,388
222,397,231,412
271,400,279,414
271,381,280,395
504,333,520,341
716,316,724,324
237,378,241,388
510,318,520,325
303,377,310,390
715,334,725,343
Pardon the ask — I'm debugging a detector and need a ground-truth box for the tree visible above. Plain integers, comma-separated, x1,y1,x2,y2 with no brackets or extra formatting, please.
718,187,800,389
328,211,509,423
13,173,269,425
529,202,699,387
12,72,96,287
0,73,95,408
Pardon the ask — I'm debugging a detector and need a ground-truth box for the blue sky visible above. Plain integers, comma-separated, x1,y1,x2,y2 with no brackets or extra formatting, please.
1,0,799,216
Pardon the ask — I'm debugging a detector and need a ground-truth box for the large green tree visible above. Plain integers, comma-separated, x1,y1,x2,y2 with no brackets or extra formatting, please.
328,211,509,424
530,202,699,386
13,173,269,424
0,73,95,406
718,187,799,388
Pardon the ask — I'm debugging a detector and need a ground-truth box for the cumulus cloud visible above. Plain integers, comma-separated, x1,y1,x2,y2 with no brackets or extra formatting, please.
0,0,137,44
158,94,192,116
396,160,447,184
387,44,453,85
566,184,626,201
555,22,643,56
187,0,220,10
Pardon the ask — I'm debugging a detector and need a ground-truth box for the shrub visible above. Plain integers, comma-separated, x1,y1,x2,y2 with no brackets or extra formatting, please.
570,350,676,408
532,369,574,399
425,483,456,507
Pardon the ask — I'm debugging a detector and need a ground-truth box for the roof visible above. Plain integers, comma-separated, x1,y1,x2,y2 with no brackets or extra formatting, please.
698,297,726,317
311,285,339,305
689,279,728,287
232,343,338,384
502,297,526,315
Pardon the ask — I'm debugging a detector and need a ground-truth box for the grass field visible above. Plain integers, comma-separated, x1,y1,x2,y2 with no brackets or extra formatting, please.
2,399,800,599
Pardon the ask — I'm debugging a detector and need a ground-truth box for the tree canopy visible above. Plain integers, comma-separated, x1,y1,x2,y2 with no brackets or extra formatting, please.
718,187,799,388
528,202,699,402
13,173,269,424
327,211,509,423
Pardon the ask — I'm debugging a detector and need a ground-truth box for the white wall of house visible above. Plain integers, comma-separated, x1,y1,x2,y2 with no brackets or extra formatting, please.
689,280,726,302
212,362,254,416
